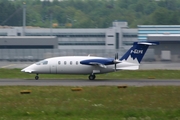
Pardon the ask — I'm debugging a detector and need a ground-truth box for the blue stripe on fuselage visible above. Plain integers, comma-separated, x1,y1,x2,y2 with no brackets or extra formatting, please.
80,58,114,65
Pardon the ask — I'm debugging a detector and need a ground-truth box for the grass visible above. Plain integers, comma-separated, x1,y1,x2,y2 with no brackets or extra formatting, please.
0,68,180,79
1,69,180,119
0,86,180,120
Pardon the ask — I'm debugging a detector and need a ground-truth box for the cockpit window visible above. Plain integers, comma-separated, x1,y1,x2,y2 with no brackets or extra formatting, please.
42,61,48,65
36,61,41,65
36,60,48,65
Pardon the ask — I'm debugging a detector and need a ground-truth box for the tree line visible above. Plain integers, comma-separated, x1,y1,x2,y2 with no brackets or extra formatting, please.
0,0,180,28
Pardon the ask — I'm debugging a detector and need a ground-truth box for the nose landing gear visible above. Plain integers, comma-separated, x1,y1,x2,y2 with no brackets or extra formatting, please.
35,74,39,80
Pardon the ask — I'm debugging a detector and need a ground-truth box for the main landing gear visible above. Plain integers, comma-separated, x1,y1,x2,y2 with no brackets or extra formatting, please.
35,74,39,80
88,74,96,80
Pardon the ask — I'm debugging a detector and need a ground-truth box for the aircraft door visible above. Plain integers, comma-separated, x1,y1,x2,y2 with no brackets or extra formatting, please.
50,65,57,74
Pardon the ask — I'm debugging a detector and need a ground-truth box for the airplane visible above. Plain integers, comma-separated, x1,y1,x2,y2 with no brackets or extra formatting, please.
21,41,159,80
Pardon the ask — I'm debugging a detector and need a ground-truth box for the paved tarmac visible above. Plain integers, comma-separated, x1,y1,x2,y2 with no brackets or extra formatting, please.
0,79,180,86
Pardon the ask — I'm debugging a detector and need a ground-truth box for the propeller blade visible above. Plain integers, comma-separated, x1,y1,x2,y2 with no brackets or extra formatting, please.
114,53,119,71
115,53,118,60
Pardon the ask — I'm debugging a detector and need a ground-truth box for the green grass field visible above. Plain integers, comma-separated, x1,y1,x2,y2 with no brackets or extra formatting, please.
0,86,180,120
1,69,180,119
0,68,180,79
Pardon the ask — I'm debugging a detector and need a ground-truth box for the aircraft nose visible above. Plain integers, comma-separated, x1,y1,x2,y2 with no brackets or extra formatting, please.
21,67,27,72
21,68,26,72
21,65,34,73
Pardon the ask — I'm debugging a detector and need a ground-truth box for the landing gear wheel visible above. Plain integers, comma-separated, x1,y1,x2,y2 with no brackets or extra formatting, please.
35,74,39,80
88,75,96,80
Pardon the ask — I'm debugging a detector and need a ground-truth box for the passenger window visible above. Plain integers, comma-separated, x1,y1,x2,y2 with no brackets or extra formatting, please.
64,61,66,65
70,61,72,65
58,61,61,65
76,61,78,65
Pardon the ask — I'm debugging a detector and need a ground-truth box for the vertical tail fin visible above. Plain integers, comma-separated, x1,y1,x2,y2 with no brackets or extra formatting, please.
120,42,159,64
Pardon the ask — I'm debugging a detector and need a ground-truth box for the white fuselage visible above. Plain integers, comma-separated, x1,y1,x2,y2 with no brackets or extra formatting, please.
22,56,138,75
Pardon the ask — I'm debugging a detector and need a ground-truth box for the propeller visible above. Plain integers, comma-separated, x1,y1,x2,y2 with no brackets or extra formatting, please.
114,53,120,71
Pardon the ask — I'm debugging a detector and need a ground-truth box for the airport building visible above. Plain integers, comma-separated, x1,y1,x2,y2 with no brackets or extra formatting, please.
138,25,180,61
0,21,137,50
0,21,137,60
0,21,180,61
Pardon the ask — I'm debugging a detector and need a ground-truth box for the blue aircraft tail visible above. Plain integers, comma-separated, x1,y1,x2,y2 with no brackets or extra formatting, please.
120,42,159,64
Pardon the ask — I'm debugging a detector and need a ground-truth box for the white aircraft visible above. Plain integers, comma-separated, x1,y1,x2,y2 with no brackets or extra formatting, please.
21,41,159,80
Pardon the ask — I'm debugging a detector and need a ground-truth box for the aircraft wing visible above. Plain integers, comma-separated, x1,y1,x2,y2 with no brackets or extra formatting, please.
80,58,115,68
89,62,107,68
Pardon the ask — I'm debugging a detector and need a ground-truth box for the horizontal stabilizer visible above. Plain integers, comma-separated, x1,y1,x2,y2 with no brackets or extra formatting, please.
137,41,159,46
115,66,139,70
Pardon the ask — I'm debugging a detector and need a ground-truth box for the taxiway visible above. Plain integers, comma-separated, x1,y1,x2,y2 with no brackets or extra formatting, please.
0,79,180,86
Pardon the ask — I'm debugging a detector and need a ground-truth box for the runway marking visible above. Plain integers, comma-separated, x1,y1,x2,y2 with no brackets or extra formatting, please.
0,64,16,68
